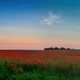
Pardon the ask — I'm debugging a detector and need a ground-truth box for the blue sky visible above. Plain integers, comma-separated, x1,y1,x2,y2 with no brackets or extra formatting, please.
0,0,80,49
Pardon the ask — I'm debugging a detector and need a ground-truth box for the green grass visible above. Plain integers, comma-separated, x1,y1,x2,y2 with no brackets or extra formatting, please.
0,61,80,80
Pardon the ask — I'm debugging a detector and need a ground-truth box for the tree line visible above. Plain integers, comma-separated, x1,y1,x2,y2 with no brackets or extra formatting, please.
44,47,71,50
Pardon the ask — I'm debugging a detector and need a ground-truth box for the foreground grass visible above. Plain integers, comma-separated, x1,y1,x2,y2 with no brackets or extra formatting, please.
0,61,80,80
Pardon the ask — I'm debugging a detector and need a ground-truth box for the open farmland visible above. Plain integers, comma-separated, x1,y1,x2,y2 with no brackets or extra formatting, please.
0,50,80,80
0,50,80,64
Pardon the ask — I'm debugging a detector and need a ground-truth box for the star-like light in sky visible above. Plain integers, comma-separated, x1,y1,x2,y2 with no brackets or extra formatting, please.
40,12,63,26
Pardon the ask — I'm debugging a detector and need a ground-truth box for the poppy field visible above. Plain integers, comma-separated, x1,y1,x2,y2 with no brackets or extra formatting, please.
0,50,80,80
0,50,80,64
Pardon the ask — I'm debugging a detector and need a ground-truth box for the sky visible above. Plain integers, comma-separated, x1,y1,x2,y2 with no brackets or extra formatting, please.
0,0,80,49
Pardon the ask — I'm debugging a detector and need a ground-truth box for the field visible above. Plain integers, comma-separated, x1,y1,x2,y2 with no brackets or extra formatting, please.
0,50,80,64
0,50,80,80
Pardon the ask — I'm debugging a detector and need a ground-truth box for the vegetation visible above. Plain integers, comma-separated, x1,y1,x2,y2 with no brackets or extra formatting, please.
44,46,71,50
0,60,80,80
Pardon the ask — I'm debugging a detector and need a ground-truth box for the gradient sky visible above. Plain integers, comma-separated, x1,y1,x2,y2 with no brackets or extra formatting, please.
0,0,80,49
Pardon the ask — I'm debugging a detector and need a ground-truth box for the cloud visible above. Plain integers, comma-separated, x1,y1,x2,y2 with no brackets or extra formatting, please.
40,12,63,26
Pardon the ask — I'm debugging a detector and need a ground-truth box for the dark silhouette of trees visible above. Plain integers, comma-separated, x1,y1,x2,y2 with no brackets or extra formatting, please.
44,46,71,51
44,46,59,50
54,47,59,50
67,48,71,50
60,47,65,50
44,47,54,50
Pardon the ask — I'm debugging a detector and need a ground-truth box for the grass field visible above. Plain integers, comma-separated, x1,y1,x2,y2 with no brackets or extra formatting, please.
0,61,80,80
0,50,80,80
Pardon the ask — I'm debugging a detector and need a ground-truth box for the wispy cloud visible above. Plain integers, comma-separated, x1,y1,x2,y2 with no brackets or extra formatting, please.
40,12,63,27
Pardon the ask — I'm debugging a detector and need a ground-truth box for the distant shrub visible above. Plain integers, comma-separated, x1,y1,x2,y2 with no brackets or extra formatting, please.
44,46,59,50
44,47,54,50
54,47,59,50
60,47,66,50
67,48,71,50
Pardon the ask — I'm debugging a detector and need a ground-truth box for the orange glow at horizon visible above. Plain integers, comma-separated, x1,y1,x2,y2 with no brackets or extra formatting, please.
0,35,80,49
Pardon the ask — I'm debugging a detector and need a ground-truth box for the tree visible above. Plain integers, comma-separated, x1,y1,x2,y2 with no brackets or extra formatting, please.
54,47,59,50
66,48,71,50
60,47,65,50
